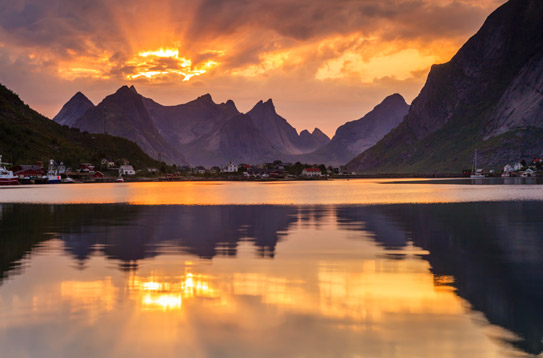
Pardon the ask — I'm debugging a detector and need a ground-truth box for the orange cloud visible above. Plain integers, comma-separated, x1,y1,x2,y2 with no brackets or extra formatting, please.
0,0,506,134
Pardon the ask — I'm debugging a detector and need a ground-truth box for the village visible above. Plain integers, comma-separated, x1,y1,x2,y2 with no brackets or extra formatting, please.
1,155,357,184
2,153,542,185
463,159,543,178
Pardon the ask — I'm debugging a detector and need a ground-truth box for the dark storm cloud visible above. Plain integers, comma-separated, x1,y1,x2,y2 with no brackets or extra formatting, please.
0,0,128,60
186,0,492,41
0,0,500,67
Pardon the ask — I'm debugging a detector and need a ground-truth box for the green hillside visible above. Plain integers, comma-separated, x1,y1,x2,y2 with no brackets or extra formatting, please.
0,83,161,169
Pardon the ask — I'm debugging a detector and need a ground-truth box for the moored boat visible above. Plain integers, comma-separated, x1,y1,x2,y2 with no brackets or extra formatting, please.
47,159,62,184
0,155,18,185
470,149,485,178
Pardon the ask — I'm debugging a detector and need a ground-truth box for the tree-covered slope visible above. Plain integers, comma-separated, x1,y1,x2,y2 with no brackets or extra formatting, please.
0,83,161,169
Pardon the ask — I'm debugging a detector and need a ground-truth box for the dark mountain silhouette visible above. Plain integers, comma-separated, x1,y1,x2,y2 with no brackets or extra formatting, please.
246,99,329,154
52,92,94,127
348,0,543,173
142,93,240,148
301,94,409,166
298,128,330,152
55,89,331,166
141,94,285,165
72,86,186,165
0,83,160,169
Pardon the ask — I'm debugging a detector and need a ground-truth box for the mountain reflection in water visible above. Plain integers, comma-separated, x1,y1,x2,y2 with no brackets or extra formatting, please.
0,202,542,357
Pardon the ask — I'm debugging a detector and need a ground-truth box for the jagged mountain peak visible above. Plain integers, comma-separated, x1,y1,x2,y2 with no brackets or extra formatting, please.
253,98,276,112
71,91,92,102
221,99,239,113
114,85,140,97
53,90,95,126
312,128,327,136
197,93,213,102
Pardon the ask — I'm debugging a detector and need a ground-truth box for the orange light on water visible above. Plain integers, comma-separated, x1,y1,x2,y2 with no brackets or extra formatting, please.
128,271,219,311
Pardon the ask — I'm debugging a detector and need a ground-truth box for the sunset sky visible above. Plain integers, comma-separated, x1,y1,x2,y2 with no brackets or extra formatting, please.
0,0,505,136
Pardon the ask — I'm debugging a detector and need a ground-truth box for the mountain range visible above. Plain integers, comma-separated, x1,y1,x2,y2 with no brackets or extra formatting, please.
347,0,543,173
0,83,160,169
8,0,542,174
54,86,409,167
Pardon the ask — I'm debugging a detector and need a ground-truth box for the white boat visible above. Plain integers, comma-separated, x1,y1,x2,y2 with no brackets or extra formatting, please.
0,155,18,185
521,169,535,177
470,150,485,178
47,159,62,184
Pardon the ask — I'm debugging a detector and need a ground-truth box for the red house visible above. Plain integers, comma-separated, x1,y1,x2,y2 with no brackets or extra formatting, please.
12,165,45,178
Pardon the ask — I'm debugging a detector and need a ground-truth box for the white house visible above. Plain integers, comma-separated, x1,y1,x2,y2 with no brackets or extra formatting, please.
222,162,238,173
503,164,514,173
301,168,322,177
119,165,136,175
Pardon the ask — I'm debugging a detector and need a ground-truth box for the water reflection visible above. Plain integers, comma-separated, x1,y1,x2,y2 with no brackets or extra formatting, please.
0,205,295,279
337,202,543,355
0,203,542,357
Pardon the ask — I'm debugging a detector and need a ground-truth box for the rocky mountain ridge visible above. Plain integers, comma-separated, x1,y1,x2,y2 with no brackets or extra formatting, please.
57,87,381,167
347,0,543,173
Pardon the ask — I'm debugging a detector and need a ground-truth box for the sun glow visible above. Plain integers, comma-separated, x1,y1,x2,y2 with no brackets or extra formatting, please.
125,47,219,81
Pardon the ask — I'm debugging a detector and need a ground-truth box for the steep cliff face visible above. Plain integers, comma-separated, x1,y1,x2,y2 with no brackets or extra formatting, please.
299,94,409,166
218,114,283,164
142,93,240,146
348,0,543,173
73,86,186,165
246,99,305,154
53,92,94,127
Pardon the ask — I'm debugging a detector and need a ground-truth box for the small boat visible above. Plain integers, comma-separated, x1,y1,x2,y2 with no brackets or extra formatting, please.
47,159,62,184
470,149,485,178
115,175,124,183
0,155,18,185
63,177,77,184
521,169,535,177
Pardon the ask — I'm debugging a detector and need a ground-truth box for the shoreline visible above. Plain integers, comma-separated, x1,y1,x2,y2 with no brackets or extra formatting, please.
11,174,543,185
9,174,471,185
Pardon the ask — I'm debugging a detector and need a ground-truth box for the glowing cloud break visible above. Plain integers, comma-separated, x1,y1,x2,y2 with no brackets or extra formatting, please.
125,48,218,81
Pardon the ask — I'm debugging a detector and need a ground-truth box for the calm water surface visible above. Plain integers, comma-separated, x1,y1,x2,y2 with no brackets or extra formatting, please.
0,180,542,357
1,178,543,204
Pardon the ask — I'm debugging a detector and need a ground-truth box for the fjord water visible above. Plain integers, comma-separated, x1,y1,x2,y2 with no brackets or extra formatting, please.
1,180,543,357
